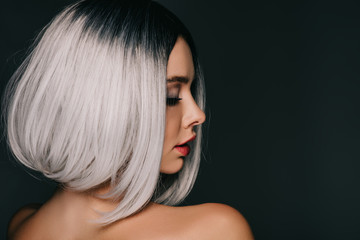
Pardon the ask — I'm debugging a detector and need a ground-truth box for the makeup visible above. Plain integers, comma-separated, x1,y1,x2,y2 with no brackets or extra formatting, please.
166,84,181,106
177,135,196,146
175,144,190,156
174,135,196,156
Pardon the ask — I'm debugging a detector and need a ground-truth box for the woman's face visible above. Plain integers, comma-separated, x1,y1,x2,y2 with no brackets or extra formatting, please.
160,37,206,174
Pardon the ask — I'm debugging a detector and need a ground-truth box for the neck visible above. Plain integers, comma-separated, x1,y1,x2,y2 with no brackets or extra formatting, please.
53,184,120,219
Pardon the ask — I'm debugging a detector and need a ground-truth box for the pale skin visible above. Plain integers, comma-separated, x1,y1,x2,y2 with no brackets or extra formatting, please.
7,37,254,240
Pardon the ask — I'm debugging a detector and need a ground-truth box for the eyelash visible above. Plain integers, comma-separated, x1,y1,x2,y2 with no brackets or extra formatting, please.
166,97,182,106
166,81,196,106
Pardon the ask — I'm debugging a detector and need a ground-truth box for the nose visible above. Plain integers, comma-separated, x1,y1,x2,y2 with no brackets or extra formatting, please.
182,97,206,129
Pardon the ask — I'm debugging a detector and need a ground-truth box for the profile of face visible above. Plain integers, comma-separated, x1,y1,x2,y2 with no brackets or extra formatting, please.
160,37,206,174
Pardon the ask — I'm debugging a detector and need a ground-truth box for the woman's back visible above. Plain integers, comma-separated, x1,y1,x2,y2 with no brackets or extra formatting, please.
8,189,253,240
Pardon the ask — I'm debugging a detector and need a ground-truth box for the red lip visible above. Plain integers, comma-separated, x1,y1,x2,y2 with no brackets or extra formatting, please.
176,135,196,146
175,145,191,156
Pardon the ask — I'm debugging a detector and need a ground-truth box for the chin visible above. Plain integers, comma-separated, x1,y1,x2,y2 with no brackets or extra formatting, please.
160,157,184,174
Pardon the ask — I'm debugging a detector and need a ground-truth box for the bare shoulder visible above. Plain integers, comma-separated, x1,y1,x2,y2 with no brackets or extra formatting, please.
105,202,254,240
7,203,42,240
180,203,254,240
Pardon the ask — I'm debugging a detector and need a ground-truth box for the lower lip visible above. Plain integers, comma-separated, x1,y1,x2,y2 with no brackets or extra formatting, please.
175,144,190,156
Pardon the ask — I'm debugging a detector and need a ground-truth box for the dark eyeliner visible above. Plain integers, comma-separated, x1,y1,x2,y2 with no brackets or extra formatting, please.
166,96,182,106
166,83,182,106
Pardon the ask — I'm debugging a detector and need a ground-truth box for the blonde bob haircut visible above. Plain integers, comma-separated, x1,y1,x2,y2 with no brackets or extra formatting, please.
2,0,205,224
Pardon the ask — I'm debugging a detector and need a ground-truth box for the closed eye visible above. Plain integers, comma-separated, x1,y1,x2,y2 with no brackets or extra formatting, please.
166,97,182,106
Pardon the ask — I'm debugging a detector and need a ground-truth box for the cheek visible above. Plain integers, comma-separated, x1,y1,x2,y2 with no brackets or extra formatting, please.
164,108,181,148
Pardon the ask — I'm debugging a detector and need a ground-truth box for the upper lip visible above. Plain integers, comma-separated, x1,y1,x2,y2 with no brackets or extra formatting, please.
176,135,196,146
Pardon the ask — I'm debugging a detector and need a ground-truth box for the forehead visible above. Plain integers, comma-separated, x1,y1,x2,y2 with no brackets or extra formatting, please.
166,37,195,83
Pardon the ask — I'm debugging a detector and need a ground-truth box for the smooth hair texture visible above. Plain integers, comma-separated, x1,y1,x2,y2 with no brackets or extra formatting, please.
2,0,205,224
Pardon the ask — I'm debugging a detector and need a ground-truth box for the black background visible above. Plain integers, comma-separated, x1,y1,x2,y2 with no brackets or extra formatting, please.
1,0,360,239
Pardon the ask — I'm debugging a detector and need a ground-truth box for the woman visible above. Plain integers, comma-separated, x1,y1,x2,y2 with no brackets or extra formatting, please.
4,0,254,239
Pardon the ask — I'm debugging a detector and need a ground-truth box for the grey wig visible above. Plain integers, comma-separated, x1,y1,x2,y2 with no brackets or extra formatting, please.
2,0,205,224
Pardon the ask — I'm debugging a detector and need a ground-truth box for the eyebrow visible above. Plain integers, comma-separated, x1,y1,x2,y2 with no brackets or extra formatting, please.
166,76,190,84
